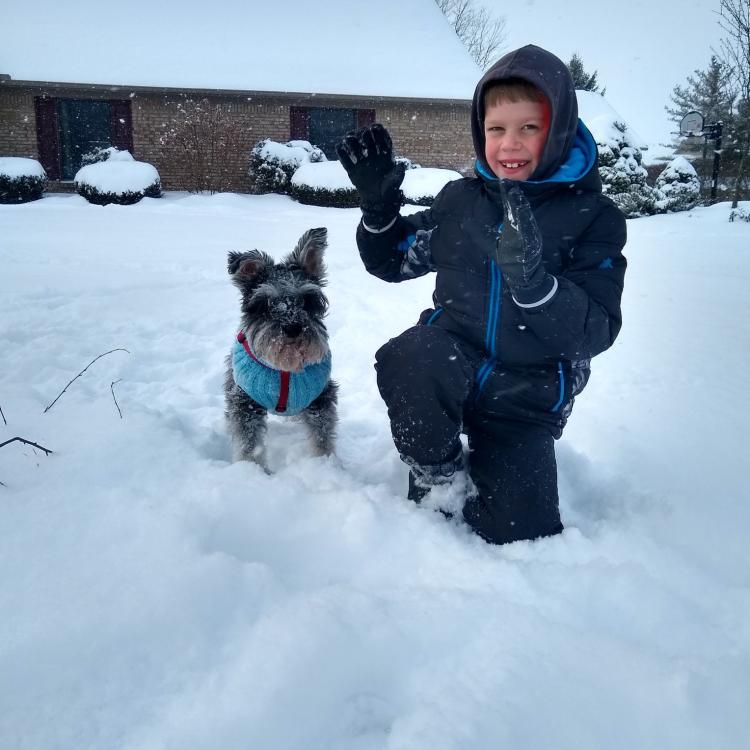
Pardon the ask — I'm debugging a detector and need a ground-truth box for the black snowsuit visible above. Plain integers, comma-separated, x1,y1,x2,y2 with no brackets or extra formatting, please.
357,45,627,544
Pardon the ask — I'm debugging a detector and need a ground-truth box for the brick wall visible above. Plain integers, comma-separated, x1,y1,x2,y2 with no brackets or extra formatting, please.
1,85,476,191
0,90,38,158
378,101,475,173
132,93,292,191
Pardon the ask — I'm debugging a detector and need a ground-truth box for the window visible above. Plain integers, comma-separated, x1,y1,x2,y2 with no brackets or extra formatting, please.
291,106,375,158
35,97,133,180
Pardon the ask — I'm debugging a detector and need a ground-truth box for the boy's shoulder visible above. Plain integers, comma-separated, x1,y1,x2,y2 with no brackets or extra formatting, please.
432,175,482,212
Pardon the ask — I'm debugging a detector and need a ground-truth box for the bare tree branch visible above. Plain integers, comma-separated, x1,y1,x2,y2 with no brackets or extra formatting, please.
110,379,123,419
1,436,55,485
716,0,750,205
43,348,131,414
435,0,507,69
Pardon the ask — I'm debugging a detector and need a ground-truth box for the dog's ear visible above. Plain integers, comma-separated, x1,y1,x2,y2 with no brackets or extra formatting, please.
287,227,327,281
227,250,274,281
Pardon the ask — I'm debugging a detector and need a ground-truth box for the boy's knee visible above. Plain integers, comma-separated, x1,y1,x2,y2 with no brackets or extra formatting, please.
376,325,468,373
375,326,432,369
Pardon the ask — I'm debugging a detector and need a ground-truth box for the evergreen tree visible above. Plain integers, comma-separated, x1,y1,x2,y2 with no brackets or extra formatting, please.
666,56,736,195
567,53,605,94
666,55,735,130
597,122,660,217
655,156,701,211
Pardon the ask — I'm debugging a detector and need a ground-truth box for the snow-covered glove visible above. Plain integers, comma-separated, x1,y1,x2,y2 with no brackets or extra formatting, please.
336,124,405,230
496,181,555,304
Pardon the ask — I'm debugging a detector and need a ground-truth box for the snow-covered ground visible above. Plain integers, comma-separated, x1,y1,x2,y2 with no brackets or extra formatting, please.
1,193,749,749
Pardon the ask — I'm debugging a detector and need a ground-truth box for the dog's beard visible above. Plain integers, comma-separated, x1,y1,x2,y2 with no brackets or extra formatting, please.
246,322,328,373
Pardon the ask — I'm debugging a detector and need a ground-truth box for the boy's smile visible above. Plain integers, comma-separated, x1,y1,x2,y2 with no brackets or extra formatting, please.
483,98,550,181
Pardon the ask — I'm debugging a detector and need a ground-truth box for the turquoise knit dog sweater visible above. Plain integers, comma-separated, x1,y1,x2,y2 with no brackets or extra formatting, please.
232,332,331,415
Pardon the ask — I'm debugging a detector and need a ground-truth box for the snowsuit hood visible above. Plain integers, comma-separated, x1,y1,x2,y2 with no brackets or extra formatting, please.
471,45,579,181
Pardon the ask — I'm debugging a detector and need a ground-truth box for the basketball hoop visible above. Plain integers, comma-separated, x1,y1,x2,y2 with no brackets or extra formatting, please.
680,111,704,137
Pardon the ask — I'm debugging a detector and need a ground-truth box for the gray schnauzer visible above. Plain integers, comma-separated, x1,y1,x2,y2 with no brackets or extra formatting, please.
224,227,338,468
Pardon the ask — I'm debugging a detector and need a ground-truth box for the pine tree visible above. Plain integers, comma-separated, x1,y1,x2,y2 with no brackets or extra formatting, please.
597,122,660,217
666,56,736,195
567,53,605,94
655,156,701,211
666,55,735,130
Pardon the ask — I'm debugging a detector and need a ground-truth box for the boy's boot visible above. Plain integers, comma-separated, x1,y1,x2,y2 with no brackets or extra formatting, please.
407,448,475,518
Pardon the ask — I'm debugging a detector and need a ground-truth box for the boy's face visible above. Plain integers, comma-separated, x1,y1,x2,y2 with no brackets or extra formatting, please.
483,97,550,181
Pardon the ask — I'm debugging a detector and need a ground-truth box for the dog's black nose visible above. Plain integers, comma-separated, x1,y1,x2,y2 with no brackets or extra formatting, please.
282,323,303,338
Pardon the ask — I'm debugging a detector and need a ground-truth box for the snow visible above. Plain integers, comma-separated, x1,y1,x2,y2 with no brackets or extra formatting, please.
255,139,326,168
74,157,160,194
1,193,750,749
291,161,462,203
0,156,46,179
0,0,480,101
291,160,353,191
402,167,463,203
659,155,698,180
577,90,648,151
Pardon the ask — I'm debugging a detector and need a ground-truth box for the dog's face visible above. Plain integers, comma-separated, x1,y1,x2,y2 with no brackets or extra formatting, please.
228,227,330,373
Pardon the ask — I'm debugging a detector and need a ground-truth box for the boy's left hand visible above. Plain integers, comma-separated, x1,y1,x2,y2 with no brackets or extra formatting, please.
496,181,547,292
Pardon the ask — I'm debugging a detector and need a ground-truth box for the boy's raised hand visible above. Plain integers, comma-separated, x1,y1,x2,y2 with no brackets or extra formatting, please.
496,181,547,293
336,123,406,230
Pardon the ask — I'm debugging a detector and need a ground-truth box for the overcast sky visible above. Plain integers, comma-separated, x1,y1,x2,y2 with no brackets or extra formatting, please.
497,0,726,146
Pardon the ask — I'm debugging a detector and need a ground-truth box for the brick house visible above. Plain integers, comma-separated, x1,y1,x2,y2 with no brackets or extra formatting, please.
0,1,481,191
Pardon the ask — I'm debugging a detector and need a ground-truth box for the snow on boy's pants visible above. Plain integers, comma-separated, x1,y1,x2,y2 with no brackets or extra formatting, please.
374,324,565,545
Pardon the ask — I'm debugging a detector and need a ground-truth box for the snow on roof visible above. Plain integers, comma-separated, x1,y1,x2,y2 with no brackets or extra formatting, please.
576,90,648,151
1,0,481,101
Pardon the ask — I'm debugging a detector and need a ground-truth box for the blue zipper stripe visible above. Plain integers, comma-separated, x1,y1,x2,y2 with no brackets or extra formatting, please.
484,260,498,352
426,308,443,325
477,359,495,392
489,262,501,355
551,362,565,412
476,259,503,399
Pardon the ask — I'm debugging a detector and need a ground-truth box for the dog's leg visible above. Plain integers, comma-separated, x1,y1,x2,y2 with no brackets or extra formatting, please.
224,366,269,469
301,380,338,457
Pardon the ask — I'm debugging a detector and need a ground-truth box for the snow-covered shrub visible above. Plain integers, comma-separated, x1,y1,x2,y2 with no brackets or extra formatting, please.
0,157,47,204
597,122,660,218
289,161,359,207
655,156,700,212
249,139,326,194
75,150,161,206
402,167,462,206
80,145,122,167
729,206,750,222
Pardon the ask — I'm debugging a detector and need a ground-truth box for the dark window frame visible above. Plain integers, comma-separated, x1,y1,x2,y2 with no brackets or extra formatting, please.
290,106,375,157
34,96,134,180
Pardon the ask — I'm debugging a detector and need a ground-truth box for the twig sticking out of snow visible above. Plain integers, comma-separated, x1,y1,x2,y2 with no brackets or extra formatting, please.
110,379,123,419
43,349,131,414
0,437,54,454
0,436,55,487
0,404,6,426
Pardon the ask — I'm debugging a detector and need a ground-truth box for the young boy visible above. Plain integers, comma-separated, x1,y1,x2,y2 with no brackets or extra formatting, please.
336,45,627,545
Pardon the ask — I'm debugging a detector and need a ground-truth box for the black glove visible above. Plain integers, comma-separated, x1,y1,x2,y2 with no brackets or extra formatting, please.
336,123,405,230
495,181,549,296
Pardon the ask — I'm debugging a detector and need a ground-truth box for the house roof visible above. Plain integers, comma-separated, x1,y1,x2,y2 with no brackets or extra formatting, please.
1,0,481,101
577,90,648,151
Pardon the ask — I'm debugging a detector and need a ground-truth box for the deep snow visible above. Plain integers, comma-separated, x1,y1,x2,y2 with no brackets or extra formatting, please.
1,193,749,750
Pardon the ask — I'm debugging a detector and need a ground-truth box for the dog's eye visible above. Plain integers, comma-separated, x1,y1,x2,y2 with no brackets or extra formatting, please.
302,293,327,315
245,295,270,316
